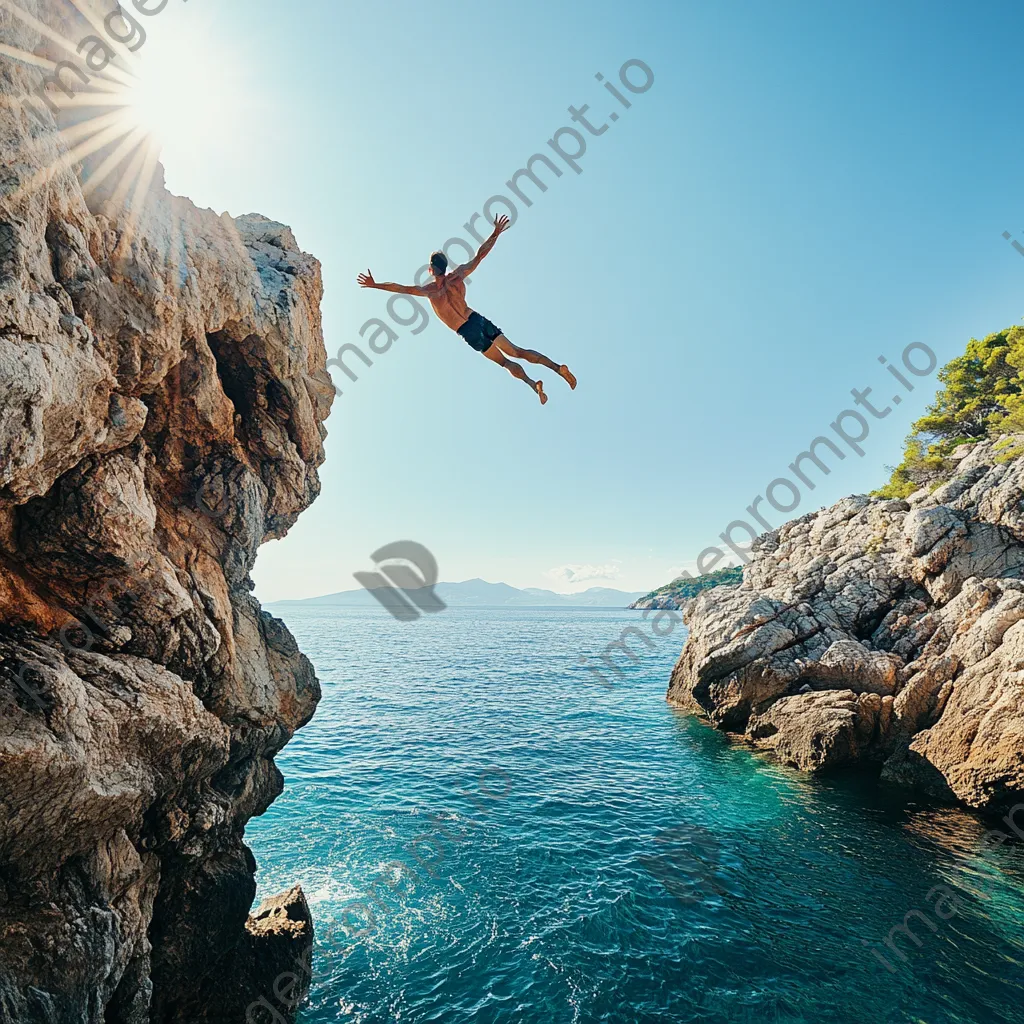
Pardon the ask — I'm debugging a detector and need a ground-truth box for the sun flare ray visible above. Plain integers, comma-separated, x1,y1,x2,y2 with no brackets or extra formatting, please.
58,108,131,146
0,41,57,71
24,114,138,190
0,0,88,63
4,0,245,266
80,123,151,197
108,135,162,263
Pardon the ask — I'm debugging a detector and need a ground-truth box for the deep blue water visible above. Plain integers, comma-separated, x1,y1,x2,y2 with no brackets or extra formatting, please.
246,607,1024,1023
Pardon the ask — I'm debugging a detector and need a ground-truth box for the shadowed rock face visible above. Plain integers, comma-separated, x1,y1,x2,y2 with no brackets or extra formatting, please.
0,2,334,1020
670,440,1024,814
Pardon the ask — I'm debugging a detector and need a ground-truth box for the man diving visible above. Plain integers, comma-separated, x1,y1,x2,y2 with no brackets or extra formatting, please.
356,215,576,405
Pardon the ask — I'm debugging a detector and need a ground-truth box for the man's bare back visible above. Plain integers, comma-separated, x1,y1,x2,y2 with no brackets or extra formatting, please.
357,214,576,405
427,272,472,332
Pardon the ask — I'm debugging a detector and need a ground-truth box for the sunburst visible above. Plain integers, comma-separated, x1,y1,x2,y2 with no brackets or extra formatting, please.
0,0,223,257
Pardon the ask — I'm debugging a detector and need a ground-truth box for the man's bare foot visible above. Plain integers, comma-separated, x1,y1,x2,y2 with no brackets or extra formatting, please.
559,365,577,389
535,381,548,405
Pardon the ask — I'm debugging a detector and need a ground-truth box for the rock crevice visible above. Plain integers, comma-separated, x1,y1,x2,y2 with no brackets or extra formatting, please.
0,2,333,1020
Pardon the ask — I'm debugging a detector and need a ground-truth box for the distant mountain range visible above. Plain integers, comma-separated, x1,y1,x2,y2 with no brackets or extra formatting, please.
267,578,647,609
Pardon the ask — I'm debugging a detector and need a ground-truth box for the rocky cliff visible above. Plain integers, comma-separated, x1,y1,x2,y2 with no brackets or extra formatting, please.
0,2,334,1020
670,439,1024,815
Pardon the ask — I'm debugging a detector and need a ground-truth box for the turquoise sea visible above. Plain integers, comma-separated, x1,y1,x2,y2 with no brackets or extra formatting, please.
246,607,1024,1023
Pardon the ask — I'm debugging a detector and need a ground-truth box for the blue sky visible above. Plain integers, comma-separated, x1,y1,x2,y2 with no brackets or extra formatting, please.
133,0,1024,600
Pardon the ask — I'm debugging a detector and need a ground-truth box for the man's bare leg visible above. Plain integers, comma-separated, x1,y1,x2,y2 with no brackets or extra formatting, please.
484,345,547,404
494,335,576,390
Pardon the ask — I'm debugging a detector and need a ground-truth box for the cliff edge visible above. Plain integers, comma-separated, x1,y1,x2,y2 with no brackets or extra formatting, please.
0,2,335,1020
670,439,1024,815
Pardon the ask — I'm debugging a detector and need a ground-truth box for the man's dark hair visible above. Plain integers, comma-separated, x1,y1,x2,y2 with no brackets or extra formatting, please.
429,251,448,273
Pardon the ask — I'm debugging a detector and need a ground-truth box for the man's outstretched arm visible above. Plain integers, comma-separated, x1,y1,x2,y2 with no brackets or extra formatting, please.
453,215,510,279
356,270,433,295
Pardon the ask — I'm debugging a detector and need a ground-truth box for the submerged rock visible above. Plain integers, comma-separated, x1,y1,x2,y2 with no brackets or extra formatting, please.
0,1,334,1019
670,440,1024,813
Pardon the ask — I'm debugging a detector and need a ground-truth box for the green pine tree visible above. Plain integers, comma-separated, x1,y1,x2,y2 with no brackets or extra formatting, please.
875,325,1024,498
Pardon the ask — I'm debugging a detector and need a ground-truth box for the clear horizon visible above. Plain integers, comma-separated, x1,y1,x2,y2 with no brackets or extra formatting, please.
267,576,653,603
122,0,1024,602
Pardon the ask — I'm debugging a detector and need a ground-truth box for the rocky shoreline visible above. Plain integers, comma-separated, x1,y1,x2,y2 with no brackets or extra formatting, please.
669,438,1024,815
0,2,333,1019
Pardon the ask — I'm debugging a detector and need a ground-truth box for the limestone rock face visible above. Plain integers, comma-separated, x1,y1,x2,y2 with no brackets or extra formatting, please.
0,2,334,1020
670,440,1024,813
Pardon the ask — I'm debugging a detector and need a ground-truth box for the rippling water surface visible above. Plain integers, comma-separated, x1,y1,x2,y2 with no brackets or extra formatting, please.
246,606,1024,1023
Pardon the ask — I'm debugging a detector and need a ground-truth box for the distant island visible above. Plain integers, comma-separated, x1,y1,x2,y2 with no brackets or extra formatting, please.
268,578,648,609
628,566,743,610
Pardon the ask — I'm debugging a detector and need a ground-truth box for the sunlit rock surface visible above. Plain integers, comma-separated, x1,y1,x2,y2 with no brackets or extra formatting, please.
0,2,334,1020
671,440,1024,813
